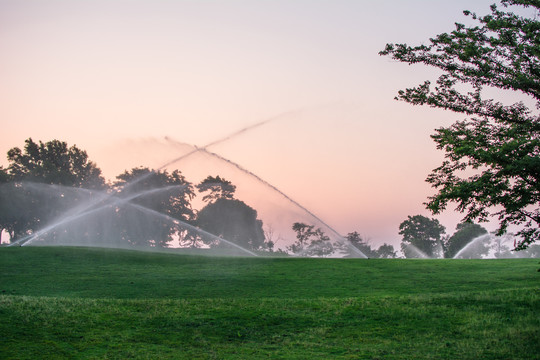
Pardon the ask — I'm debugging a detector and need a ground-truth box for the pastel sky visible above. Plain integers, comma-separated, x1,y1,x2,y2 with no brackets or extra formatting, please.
1,0,518,249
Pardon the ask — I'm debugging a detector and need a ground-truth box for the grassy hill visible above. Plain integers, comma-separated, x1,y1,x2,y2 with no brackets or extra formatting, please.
1,246,539,359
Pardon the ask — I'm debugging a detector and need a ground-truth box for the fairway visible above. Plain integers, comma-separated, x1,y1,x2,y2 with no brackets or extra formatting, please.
1,247,539,359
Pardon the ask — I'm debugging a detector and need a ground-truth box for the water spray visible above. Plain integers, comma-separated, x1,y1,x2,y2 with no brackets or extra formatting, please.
163,139,368,258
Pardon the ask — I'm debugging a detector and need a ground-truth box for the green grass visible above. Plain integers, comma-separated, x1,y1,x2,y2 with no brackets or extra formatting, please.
1,246,539,359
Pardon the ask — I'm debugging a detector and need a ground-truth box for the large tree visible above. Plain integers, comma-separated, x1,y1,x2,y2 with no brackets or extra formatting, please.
399,215,446,258
380,1,540,249
113,167,195,247
195,198,266,251
7,138,104,188
1,139,106,243
444,222,489,258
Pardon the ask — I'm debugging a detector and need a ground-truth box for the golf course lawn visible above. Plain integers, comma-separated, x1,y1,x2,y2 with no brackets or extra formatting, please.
1,246,539,359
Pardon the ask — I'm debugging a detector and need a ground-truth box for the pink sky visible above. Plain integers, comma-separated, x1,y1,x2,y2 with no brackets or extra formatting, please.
1,0,520,249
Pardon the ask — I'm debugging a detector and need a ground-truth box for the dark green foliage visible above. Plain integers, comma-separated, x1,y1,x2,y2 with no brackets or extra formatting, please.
0,139,105,243
288,222,334,256
345,232,397,258
196,175,236,203
444,222,489,258
399,215,446,258
376,243,398,258
380,1,540,249
345,231,377,257
113,167,195,248
0,247,539,359
196,198,266,250
7,138,104,188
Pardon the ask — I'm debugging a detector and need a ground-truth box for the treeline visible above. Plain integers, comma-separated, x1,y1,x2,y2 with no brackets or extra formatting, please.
0,138,391,257
287,223,396,258
0,138,272,252
398,215,540,259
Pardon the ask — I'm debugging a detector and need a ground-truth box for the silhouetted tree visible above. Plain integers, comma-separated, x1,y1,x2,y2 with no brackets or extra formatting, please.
7,138,104,188
399,215,446,258
345,231,377,257
380,1,540,249
262,225,279,252
113,167,195,247
444,222,489,258
196,175,236,203
1,139,106,243
288,222,334,257
375,243,397,258
195,198,266,251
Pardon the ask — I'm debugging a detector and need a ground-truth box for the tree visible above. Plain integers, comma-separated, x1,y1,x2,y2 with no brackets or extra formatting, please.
444,222,489,258
399,215,446,258
345,231,377,258
375,243,397,258
288,222,334,257
195,198,266,251
7,138,104,188
113,167,195,247
196,175,236,203
380,1,540,249
1,139,106,243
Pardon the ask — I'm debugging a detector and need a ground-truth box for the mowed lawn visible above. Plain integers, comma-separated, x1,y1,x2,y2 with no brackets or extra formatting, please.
0,247,538,359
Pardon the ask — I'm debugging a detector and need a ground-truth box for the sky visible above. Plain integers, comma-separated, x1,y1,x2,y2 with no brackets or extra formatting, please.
0,0,520,249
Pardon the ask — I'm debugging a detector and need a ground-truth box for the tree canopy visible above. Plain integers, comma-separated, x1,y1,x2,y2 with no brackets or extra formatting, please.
380,0,540,249
113,167,195,247
195,198,266,251
399,215,446,258
196,175,236,203
0,139,106,242
344,232,397,258
444,222,489,258
288,222,334,257
7,138,105,189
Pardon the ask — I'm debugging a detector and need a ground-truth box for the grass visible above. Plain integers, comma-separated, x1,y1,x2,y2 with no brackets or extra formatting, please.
0,246,539,359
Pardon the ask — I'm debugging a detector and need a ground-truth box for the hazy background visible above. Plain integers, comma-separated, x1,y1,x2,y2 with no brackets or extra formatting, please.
1,0,516,248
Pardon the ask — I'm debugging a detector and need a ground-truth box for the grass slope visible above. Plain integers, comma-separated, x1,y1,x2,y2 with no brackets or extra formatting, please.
0,246,539,359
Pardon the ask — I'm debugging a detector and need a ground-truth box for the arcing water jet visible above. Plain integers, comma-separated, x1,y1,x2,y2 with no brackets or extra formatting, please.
7,183,261,256
159,109,302,170
11,183,190,247
163,138,367,258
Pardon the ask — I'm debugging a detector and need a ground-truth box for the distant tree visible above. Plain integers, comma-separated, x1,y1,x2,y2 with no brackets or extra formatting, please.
288,222,314,254
399,215,446,258
345,231,377,258
517,244,540,258
491,236,515,258
444,222,489,258
288,222,334,257
375,243,397,258
380,1,540,249
196,175,236,203
114,167,195,247
262,224,280,252
195,198,266,251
